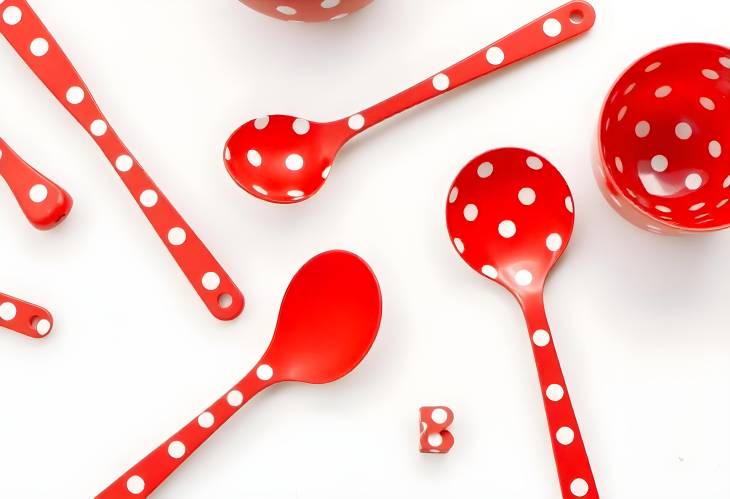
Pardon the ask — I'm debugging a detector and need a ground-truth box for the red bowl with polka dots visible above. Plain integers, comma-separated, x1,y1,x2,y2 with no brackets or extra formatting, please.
238,0,373,22
595,43,730,235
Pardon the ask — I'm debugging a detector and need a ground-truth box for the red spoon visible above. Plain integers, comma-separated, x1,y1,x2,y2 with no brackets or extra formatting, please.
446,148,598,498
225,1,595,203
97,250,382,497
0,0,243,320
0,291,53,339
0,138,72,230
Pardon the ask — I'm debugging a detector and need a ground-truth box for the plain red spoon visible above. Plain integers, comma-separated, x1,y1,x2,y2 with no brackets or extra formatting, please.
225,1,595,203
97,250,382,497
445,148,598,498
0,138,72,230
0,291,53,339
0,0,243,320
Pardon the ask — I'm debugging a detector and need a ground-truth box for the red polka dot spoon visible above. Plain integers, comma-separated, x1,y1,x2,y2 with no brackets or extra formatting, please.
238,0,373,22
0,291,53,339
0,138,73,230
596,43,730,234
97,250,382,497
446,148,598,498
225,1,596,203
1,0,243,320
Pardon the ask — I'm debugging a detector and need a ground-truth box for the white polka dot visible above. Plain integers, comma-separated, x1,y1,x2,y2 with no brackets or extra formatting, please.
115,155,133,172
168,227,187,246
227,390,244,406
285,154,304,171
565,196,574,213
645,61,661,72
252,185,268,196
247,149,262,167
427,433,443,447
276,5,297,15
477,162,494,178
464,204,478,222
556,427,575,445
709,140,722,158
139,189,158,208
689,202,705,211
30,38,49,57
515,270,533,286
292,118,310,135
202,272,221,291
257,364,274,381
322,166,331,179
617,106,628,121
702,68,719,80
498,220,516,238
526,156,543,170
66,86,84,105
486,46,505,65
624,83,636,95
432,73,449,91
0,302,17,321
570,478,589,497
655,85,672,98
700,97,716,110
348,114,365,130
635,121,650,138
718,199,729,208
724,176,730,189
453,238,464,254
430,408,448,424
546,233,562,252
254,116,269,130
481,265,498,279
546,384,564,402
532,329,551,347
518,187,536,206
167,441,186,459
656,205,671,213
288,190,304,198
35,319,51,336
126,476,145,494
321,0,340,8
90,119,108,136
651,155,668,172
224,147,231,161
29,184,48,203
685,173,702,190
2,6,22,25
330,13,348,20
542,18,562,37
675,122,692,140
198,412,214,428
721,57,730,69
448,186,459,204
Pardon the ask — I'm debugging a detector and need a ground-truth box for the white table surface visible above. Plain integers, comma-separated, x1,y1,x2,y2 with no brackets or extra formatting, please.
1,0,729,497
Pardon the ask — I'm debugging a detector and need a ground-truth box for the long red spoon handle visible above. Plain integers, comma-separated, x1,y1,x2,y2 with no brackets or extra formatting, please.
340,1,595,136
0,1,244,320
96,366,273,497
520,292,598,499
0,138,72,230
0,291,53,338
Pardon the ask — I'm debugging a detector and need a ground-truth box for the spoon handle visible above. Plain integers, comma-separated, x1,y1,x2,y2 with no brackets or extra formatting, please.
96,367,272,497
0,0,244,320
0,138,73,230
342,1,595,135
520,292,599,499
0,291,53,338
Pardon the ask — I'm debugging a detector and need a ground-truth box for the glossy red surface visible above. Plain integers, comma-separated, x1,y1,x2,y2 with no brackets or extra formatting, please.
597,43,730,234
0,291,53,339
238,0,373,22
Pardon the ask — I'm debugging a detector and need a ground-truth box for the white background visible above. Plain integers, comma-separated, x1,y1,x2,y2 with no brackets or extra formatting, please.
1,0,729,497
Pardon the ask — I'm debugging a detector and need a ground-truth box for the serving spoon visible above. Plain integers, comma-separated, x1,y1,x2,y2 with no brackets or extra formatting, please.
0,291,53,338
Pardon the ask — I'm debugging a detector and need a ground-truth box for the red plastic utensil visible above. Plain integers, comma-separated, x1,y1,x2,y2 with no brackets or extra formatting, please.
0,291,53,339
96,250,382,497
225,1,595,204
0,0,244,320
446,148,598,498
596,43,730,235
0,138,72,230
238,0,373,22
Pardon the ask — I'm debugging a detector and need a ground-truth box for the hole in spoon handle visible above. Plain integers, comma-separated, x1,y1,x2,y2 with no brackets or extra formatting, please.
521,293,600,498
96,369,272,498
0,292,53,339
347,1,596,133
0,1,244,320
0,138,73,231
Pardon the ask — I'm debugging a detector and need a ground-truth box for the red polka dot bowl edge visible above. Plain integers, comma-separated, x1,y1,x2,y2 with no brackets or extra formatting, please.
238,0,373,22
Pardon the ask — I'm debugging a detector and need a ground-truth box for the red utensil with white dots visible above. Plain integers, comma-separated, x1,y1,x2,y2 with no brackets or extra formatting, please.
225,1,595,204
0,138,72,230
238,0,373,22
0,291,52,338
596,43,730,235
0,0,243,320
97,250,382,497
446,148,598,498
